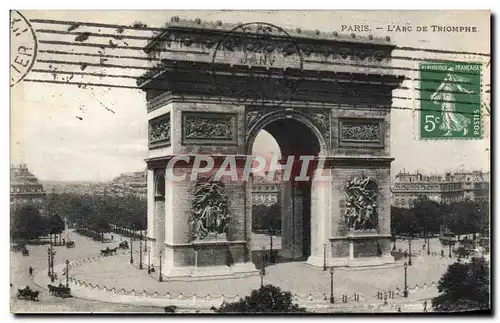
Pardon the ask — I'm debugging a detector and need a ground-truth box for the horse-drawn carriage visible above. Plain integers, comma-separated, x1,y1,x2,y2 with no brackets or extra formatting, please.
22,247,29,256
118,241,129,249
11,243,25,252
17,286,39,301
100,246,118,256
48,283,72,298
66,240,75,248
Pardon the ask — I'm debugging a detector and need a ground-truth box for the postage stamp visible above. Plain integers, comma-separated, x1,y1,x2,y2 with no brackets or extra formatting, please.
419,62,482,139
9,10,490,315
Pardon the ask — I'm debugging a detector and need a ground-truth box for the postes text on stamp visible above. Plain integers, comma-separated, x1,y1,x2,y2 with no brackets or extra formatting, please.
419,62,482,139
10,10,38,87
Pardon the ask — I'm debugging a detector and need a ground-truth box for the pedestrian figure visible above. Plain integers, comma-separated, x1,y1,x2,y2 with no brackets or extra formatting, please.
423,300,428,312
404,250,408,259
28,266,33,277
398,307,402,312
441,250,444,257
62,238,66,245
111,235,114,241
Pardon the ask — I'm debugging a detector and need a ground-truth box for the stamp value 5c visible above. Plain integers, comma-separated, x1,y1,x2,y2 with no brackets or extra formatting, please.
419,62,482,139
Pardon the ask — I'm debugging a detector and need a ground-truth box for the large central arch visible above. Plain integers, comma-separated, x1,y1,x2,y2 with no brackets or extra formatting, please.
139,18,405,279
247,111,324,260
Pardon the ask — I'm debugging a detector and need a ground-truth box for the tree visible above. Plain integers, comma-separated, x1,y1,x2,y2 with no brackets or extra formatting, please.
11,205,47,241
391,207,421,236
411,195,442,234
213,285,306,313
264,203,281,234
432,257,490,312
252,204,268,232
47,214,65,235
87,213,111,242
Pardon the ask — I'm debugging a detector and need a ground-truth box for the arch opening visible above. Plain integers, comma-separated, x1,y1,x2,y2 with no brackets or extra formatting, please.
250,116,322,263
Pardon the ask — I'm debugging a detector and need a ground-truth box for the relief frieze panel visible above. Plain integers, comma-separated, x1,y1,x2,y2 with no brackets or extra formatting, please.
339,119,384,148
149,114,171,148
182,112,237,145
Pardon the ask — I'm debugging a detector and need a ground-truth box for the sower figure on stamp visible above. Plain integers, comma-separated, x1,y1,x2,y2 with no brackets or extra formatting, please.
430,67,474,136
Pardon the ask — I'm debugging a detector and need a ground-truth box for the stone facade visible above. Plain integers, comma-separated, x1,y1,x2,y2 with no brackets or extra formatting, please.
10,164,46,212
392,170,490,208
139,18,404,278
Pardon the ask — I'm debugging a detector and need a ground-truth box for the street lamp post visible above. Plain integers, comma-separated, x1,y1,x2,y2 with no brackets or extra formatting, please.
408,237,412,266
50,246,55,281
323,243,327,271
393,235,396,251
147,245,151,274
403,262,408,298
260,268,265,288
329,267,335,304
47,248,51,277
261,245,266,275
159,251,163,282
448,242,452,258
269,228,274,264
139,230,143,269
65,260,69,288
130,233,134,264
427,232,431,256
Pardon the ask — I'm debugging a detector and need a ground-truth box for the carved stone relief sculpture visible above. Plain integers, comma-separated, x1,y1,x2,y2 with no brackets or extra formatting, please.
344,176,379,232
190,176,229,240
184,116,233,140
149,115,171,146
341,122,381,142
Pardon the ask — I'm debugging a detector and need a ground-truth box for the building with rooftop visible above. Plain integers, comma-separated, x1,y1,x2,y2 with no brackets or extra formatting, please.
392,170,490,208
10,164,46,212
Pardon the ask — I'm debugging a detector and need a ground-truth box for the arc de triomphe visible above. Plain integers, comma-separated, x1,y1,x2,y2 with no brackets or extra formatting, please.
139,18,404,279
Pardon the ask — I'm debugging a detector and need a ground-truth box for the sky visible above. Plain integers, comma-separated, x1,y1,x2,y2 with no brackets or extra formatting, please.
10,10,491,182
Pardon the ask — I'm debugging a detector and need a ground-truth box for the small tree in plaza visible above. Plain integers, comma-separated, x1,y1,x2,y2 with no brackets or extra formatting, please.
11,205,47,241
432,257,490,312
213,285,306,313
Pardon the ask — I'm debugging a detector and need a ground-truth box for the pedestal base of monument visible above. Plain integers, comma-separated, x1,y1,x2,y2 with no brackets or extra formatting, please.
158,238,260,281
278,249,304,261
160,262,260,281
306,254,394,268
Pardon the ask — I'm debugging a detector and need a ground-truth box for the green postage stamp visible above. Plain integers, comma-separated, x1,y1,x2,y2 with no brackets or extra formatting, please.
420,62,482,139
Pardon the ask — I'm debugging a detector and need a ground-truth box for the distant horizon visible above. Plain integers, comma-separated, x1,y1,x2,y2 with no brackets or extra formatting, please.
29,165,491,184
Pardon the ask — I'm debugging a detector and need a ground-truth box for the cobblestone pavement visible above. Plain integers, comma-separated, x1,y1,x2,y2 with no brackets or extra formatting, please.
11,230,163,313
68,250,452,299
15,230,455,313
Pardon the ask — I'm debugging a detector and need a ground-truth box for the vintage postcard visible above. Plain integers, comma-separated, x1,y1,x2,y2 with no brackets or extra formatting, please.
10,10,491,314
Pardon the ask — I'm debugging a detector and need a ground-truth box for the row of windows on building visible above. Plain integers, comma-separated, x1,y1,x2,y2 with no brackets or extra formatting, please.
11,197,44,204
393,183,463,191
392,194,486,207
11,187,45,193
